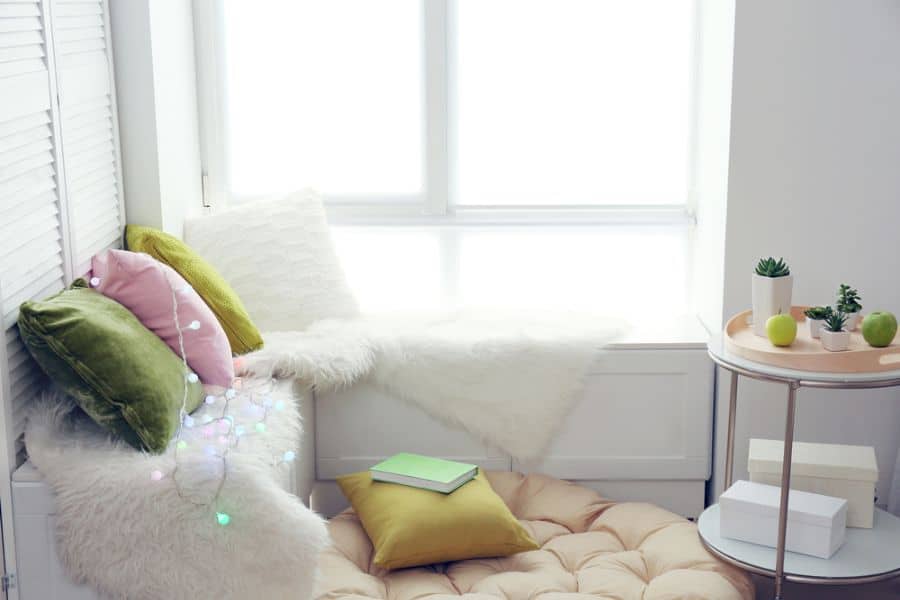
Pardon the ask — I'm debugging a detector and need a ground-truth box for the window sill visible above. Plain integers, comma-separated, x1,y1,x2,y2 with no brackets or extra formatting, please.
331,219,698,328
325,204,695,227
608,316,710,350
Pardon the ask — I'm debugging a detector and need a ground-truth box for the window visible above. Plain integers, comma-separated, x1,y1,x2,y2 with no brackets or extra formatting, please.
204,0,696,216
196,1,699,316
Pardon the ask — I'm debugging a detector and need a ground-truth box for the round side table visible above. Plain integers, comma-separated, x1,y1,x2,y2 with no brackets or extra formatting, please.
701,334,900,600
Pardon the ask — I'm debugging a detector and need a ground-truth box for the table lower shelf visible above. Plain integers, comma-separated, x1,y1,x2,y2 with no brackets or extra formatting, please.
698,504,900,584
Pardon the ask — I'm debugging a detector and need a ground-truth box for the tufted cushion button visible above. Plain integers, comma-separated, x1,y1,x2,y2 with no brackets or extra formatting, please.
314,472,754,600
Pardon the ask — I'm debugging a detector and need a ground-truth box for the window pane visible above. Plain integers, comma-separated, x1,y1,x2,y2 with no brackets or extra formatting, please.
455,0,693,206
223,0,423,197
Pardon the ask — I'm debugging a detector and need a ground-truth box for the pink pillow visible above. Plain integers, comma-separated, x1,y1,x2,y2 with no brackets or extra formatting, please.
90,249,235,388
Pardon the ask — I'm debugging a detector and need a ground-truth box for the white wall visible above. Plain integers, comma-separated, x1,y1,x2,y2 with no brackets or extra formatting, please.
712,0,900,503
109,0,202,239
690,0,735,333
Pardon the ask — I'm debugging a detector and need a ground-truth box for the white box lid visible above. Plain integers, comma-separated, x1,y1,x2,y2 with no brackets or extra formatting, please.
721,480,847,528
748,439,878,483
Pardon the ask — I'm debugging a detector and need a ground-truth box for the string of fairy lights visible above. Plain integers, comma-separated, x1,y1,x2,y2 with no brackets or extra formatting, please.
92,266,296,526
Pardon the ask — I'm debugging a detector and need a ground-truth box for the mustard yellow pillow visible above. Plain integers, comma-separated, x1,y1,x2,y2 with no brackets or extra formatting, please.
337,470,538,569
125,225,263,355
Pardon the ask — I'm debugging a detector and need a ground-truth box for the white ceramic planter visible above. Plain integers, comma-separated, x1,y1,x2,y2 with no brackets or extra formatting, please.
821,329,851,352
751,274,793,337
843,311,862,331
806,318,825,339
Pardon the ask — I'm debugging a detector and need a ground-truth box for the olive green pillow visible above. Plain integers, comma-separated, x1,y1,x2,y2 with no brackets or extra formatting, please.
338,470,539,569
18,280,203,453
125,225,263,354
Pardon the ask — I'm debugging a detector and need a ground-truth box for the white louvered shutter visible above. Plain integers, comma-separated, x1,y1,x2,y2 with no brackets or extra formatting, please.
0,0,70,471
50,0,123,276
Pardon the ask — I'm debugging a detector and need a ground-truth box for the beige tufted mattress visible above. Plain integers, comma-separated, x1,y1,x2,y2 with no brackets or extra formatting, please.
316,471,754,599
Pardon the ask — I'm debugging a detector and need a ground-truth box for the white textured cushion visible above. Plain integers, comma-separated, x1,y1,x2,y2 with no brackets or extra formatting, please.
184,190,359,331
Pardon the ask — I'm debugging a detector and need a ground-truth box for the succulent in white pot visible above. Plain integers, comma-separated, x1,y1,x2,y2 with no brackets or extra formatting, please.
803,306,832,339
820,311,851,352
751,257,793,337
836,284,863,331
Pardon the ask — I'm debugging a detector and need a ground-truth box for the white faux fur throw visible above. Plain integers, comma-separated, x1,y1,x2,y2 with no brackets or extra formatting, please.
25,381,328,600
238,311,624,462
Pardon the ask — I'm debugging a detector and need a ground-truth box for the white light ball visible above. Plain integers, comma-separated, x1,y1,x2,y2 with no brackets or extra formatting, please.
283,451,296,462
89,277,101,287
225,388,236,399
187,373,199,383
183,415,195,428
150,469,164,481
188,320,200,330
205,395,216,405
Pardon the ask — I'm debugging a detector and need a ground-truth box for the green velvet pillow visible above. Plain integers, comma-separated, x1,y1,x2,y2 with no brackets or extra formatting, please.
125,225,263,355
18,279,203,453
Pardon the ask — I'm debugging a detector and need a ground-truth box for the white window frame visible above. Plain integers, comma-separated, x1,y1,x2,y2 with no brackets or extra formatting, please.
193,0,699,227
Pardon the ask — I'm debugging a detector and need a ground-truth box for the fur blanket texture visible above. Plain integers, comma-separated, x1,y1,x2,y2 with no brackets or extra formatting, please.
238,310,624,462
25,381,328,600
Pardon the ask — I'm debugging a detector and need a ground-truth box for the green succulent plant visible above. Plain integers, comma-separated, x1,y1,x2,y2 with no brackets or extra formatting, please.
803,306,833,320
823,311,848,333
836,284,862,314
755,257,790,278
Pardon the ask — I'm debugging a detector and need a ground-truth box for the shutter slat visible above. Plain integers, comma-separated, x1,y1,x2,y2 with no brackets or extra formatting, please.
55,25,101,44
3,265,65,323
0,234,62,284
0,41,42,63
60,94,108,119
0,122,50,153
0,5,40,20
11,367,44,406
0,109,48,137
0,203,58,253
63,113,109,142
0,17,40,34
0,163,55,204
57,37,102,56
0,56,42,77
7,346,33,382
55,15,102,30
0,188,56,234
0,29,42,50
53,3,101,18
67,160,112,191
0,211,61,264
73,212,119,266
63,143,111,171
75,184,118,225
0,136,51,168
0,147,53,181
59,126,109,155
69,167,113,200
1,250,63,300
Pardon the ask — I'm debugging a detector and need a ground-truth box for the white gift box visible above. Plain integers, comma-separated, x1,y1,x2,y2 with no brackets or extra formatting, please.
749,439,878,528
720,480,848,559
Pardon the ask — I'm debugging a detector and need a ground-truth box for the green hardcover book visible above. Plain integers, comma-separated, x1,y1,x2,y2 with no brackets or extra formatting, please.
370,453,478,493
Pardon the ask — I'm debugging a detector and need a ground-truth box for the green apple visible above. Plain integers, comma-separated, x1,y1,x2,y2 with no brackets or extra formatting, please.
862,311,898,347
766,313,797,347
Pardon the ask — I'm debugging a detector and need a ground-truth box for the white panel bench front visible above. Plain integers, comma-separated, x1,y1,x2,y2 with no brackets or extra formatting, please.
313,347,714,519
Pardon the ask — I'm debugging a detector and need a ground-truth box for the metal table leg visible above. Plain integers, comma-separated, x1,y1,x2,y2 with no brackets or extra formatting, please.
724,371,739,490
774,382,799,600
